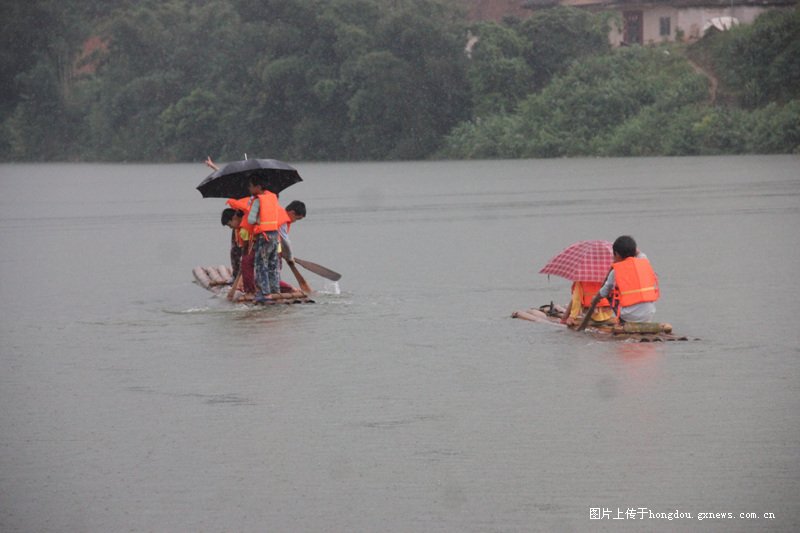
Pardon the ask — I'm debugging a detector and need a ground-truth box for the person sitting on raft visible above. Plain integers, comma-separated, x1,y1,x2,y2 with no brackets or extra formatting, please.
560,281,615,327
586,235,659,324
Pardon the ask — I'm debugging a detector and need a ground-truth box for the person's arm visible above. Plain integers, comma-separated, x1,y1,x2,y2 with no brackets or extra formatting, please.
598,270,615,299
204,156,219,171
278,224,293,262
247,198,260,226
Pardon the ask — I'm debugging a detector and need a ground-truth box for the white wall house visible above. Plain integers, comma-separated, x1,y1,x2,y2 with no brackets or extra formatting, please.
559,0,796,46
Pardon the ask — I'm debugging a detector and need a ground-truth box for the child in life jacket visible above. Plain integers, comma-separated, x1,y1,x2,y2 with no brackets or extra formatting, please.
221,208,244,282
276,200,306,266
592,235,659,323
560,281,615,326
247,176,282,302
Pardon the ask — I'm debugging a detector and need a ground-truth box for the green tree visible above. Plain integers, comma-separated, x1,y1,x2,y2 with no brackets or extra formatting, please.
159,88,231,161
466,22,535,116
518,6,610,89
84,0,252,160
1,0,98,159
745,101,800,153
441,46,709,159
342,51,417,158
703,8,800,108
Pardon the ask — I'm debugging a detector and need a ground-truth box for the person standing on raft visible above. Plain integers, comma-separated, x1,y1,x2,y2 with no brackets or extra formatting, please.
277,200,306,266
205,157,269,299
225,196,258,293
247,176,282,303
221,208,245,281
584,235,659,325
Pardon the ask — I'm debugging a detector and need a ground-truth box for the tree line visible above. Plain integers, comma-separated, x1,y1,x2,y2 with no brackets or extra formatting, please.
1,0,798,162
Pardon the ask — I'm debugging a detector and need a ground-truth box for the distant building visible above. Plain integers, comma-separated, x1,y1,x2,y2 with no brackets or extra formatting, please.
560,0,798,46
456,0,798,45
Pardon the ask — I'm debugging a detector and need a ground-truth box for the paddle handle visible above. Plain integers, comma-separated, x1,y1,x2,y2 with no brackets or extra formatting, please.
227,239,254,300
226,272,242,301
575,296,599,331
287,259,312,293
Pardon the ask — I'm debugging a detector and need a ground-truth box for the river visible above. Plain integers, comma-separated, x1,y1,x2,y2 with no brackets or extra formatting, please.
1,156,798,532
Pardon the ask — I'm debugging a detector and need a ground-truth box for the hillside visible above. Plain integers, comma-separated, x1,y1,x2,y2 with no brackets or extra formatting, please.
1,1,797,161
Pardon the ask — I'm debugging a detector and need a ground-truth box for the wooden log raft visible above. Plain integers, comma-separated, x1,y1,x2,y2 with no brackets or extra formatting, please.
249,291,312,305
192,265,314,304
511,303,697,342
192,265,233,293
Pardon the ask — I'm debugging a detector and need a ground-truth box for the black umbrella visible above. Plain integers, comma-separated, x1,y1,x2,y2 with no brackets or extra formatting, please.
196,158,302,198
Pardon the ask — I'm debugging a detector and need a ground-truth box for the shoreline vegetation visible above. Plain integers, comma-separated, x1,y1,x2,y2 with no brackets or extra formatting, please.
2,1,798,163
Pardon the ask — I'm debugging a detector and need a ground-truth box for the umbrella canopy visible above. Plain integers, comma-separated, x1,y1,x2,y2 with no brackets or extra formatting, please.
196,159,302,198
539,240,613,282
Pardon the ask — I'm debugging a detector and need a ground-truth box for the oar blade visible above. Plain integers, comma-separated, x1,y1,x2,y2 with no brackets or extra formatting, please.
294,258,341,281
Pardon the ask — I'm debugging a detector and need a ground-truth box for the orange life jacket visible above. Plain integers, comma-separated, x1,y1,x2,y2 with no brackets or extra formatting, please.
226,196,251,213
611,257,659,309
232,228,245,248
226,197,254,246
277,206,292,235
252,192,280,235
575,281,610,308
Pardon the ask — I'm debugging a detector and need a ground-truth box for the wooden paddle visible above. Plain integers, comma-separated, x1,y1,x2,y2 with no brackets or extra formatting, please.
576,269,612,331
286,259,312,293
226,271,242,301
294,258,341,281
228,239,254,301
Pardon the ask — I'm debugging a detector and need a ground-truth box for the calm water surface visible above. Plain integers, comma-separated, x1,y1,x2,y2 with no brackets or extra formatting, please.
1,156,799,532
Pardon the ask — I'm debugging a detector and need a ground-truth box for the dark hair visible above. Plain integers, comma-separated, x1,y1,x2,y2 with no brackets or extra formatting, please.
221,208,243,226
248,175,265,189
613,235,638,258
285,200,306,217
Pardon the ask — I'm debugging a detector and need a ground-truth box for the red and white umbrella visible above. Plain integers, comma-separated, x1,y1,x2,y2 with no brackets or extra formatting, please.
539,240,613,282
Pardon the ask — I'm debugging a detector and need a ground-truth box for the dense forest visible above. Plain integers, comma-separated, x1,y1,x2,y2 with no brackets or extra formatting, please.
1,0,798,162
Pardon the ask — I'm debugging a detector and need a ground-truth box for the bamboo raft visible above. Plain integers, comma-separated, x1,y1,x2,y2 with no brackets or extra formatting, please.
512,303,698,342
192,265,314,304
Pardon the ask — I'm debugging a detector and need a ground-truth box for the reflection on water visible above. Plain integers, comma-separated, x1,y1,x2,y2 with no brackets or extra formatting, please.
1,156,798,532
612,342,664,394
